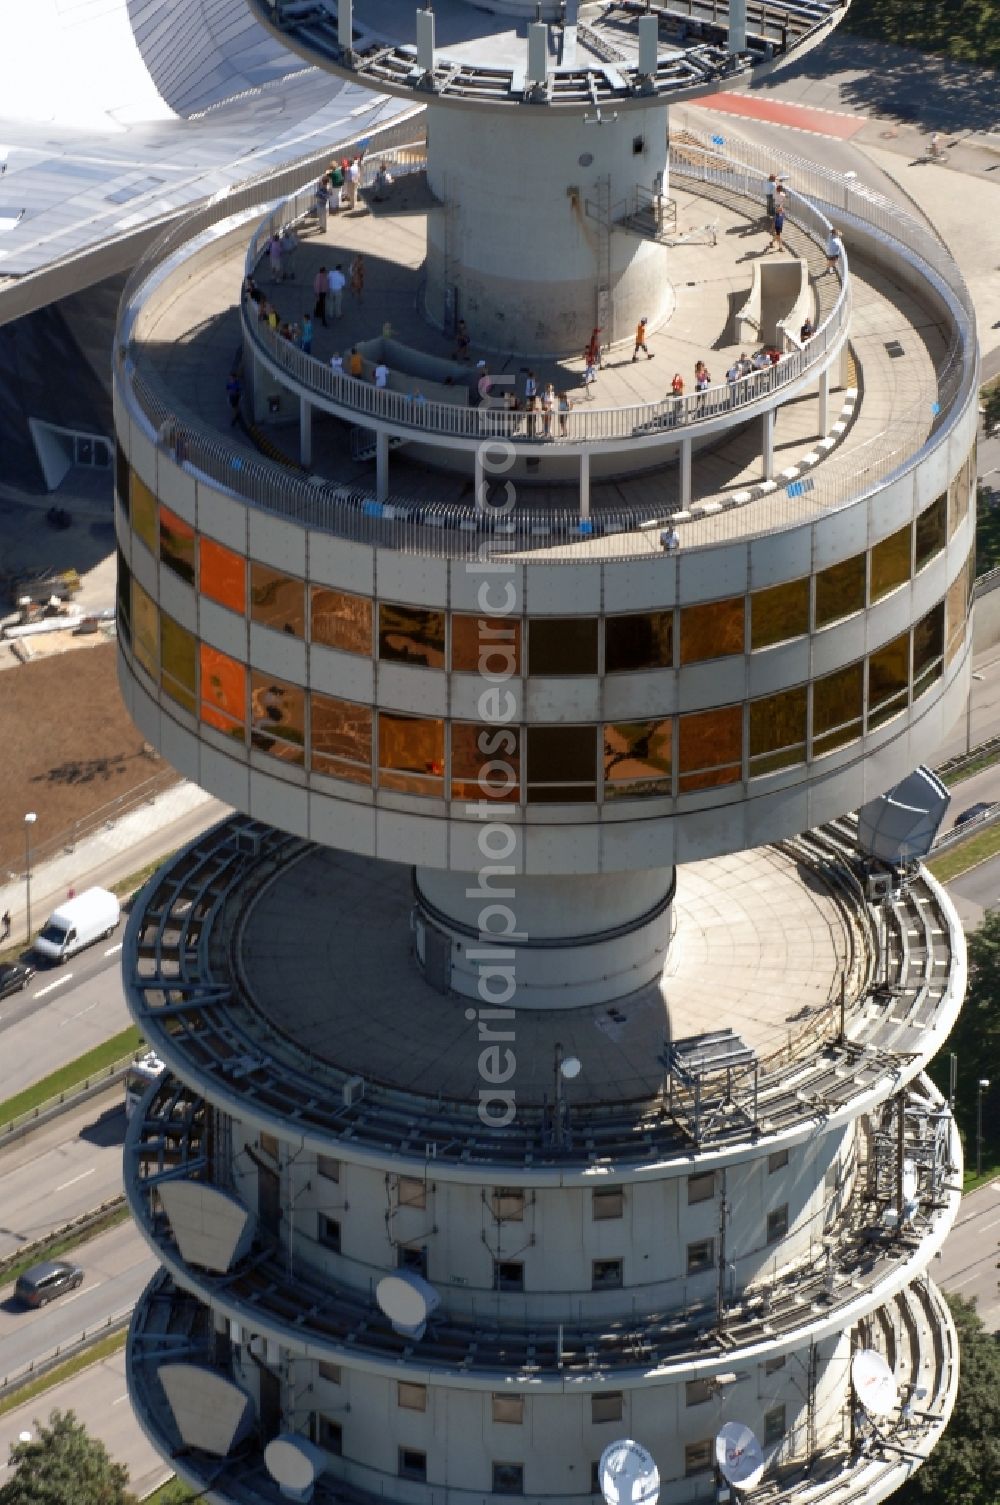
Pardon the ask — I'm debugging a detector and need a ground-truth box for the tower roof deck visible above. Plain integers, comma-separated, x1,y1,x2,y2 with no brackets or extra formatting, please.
122,817,964,1175
126,1269,959,1505
125,152,962,560
249,0,851,109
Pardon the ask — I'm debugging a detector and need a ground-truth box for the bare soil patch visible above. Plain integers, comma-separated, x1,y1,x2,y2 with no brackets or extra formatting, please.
0,641,174,873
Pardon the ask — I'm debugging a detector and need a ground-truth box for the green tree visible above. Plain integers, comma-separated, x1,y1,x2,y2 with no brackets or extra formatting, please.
927,908,1000,1166
984,383,1000,435
0,1410,138,1505
893,1295,1000,1504
846,0,1000,67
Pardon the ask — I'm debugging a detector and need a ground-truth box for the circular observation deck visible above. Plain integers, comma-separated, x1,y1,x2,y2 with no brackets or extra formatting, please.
122,815,966,1178
114,122,978,874
248,0,852,112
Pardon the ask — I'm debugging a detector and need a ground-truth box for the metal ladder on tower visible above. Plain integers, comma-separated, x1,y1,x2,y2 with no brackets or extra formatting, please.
587,174,612,357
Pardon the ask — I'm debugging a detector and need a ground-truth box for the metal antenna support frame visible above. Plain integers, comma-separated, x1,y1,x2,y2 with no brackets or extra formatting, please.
662,1030,760,1147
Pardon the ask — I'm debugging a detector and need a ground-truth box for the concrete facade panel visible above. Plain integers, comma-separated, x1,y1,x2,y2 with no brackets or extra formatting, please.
374,551,449,607
603,556,677,612
196,483,248,552
248,623,308,684
155,454,198,525
310,644,375,702
524,563,603,615
376,661,449,717
200,597,250,663
159,569,198,634
308,533,375,595
247,508,307,576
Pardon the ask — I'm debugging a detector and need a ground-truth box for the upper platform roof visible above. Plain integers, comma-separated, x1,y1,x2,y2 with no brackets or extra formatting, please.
249,0,852,110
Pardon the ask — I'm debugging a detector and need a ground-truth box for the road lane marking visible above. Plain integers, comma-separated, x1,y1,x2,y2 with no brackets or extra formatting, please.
33,974,74,999
112,1394,129,1406
979,1215,1000,1232
55,1168,96,1192
68,1000,100,1020
103,943,123,957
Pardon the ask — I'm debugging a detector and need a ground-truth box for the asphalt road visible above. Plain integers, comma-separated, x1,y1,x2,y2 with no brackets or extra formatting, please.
0,1221,155,1387
0,937,132,1104
935,1179,1000,1330
0,1344,169,1498
0,1087,125,1261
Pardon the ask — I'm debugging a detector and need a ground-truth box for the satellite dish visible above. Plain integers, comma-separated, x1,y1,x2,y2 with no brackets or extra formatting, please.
560,1055,582,1079
599,1440,660,1505
901,1160,918,1202
376,1271,441,1338
715,1423,765,1491
851,1349,898,1417
264,1433,327,1496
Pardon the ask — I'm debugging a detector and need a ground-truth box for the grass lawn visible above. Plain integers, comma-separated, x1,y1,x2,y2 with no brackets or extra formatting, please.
0,1024,142,1130
0,1329,127,1420
0,1202,129,1290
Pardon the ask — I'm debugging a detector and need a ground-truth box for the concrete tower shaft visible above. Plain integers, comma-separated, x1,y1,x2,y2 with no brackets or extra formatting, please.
424,101,671,352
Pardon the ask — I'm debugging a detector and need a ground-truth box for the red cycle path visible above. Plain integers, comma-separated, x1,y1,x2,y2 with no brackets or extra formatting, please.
693,92,868,140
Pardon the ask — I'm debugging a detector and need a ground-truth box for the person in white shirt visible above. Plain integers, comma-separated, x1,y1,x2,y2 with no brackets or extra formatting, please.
327,264,347,318
660,525,680,552
330,352,344,375
346,157,361,210
373,361,389,389
825,230,844,276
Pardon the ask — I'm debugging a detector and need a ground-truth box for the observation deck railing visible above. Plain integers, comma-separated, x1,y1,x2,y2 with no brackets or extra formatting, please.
117,121,976,559
241,160,851,447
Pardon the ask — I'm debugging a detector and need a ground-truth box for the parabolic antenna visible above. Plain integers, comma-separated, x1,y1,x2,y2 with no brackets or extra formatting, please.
560,1055,582,1079
264,1433,327,1494
851,1349,898,1417
715,1423,766,1491
599,1439,660,1505
901,1160,918,1202
376,1270,441,1336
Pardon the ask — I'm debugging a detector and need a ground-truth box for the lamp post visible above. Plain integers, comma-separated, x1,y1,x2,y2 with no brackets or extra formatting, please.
23,812,37,944
977,1078,990,1178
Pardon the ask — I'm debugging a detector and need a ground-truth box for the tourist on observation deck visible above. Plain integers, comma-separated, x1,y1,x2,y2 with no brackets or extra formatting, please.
633,316,653,361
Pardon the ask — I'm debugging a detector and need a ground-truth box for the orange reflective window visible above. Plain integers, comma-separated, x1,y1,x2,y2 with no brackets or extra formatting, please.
311,694,372,784
251,563,305,637
603,721,672,798
451,724,520,802
379,605,445,669
677,707,742,791
159,506,195,586
680,599,744,665
251,673,305,764
749,688,807,776
160,615,196,714
311,588,372,656
200,537,246,614
132,582,158,678
378,714,444,796
452,615,521,675
131,473,157,554
750,579,809,651
199,645,246,738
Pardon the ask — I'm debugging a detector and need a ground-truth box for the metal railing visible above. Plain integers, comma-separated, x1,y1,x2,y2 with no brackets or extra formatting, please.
117,128,975,560
5,767,180,877
241,159,851,447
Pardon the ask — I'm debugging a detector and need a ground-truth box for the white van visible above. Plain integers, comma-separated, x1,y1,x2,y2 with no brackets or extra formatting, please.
34,887,120,963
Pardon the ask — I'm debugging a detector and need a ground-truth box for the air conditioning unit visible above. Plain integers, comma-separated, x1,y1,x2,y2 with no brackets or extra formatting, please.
343,1075,365,1107
866,870,894,902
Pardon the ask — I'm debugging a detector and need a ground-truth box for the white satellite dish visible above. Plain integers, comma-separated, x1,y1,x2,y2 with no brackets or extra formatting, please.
901,1160,918,1202
599,1439,660,1505
376,1270,441,1338
560,1055,582,1079
264,1433,327,1495
715,1422,766,1491
851,1349,898,1417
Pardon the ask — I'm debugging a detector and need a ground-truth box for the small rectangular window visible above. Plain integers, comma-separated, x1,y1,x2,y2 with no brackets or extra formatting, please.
492,1463,524,1495
685,1378,713,1407
768,1149,789,1173
767,1205,789,1243
250,562,305,637
687,1238,714,1275
399,1246,428,1276
491,1188,525,1221
379,603,445,669
398,1382,427,1412
397,1176,427,1209
319,1216,341,1252
590,1461,601,1494
592,1259,623,1290
495,1261,524,1292
316,1416,342,1455
687,1172,715,1205
685,1440,713,1476
591,1392,623,1424
764,1405,786,1446
592,1188,624,1221
316,1155,340,1182
399,1448,427,1482
492,1394,525,1424
764,1355,786,1375
318,1361,342,1384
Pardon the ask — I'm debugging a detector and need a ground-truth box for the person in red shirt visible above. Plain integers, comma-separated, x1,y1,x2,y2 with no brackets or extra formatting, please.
671,373,684,395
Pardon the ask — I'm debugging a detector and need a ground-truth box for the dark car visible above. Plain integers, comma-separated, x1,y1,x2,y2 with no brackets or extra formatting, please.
14,1259,84,1308
954,801,994,829
0,961,35,1000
